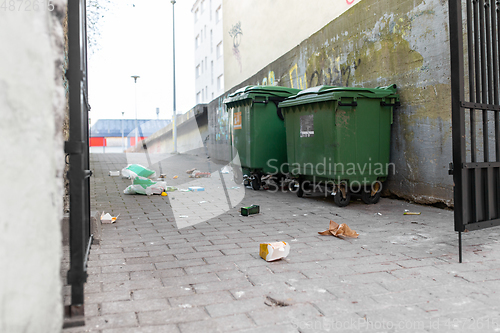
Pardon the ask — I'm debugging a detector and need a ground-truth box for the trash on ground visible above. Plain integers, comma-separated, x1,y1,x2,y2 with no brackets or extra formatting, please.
241,204,260,216
179,215,189,218
123,176,167,195
260,241,290,261
121,164,156,179
318,220,359,238
189,170,211,178
158,174,167,179
109,171,120,176
161,192,168,197
186,168,196,174
165,186,178,192
178,189,191,192
173,175,179,179
404,212,421,215
375,212,382,216
221,166,231,174
188,186,205,191
230,186,240,190
199,201,207,204
101,212,119,224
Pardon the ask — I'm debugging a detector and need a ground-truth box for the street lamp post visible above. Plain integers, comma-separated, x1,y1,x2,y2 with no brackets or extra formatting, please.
171,0,177,153
131,75,140,146
121,111,125,151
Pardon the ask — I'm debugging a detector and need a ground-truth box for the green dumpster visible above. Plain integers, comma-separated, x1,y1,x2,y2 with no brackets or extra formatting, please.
224,85,301,190
278,84,400,206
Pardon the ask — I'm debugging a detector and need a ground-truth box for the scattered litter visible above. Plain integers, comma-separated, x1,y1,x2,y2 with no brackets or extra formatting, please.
230,186,240,190
235,291,245,298
260,241,290,262
241,204,260,216
221,166,231,174
123,176,167,195
278,231,283,234
304,214,308,216
179,215,189,218
264,295,289,307
193,171,211,178
178,304,192,308
375,212,382,216
317,289,327,293
158,174,167,180
291,239,298,242
404,212,421,215
183,287,191,290
292,214,297,217
101,212,119,224
186,168,196,174
161,192,168,197
173,175,179,179
165,186,178,192
199,201,207,204
179,189,191,192
121,164,156,179
318,220,359,238
188,186,205,191
108,171,120,176
404,209,409,212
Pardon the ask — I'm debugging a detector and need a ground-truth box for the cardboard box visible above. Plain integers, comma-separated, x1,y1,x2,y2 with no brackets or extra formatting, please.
259,241,290,261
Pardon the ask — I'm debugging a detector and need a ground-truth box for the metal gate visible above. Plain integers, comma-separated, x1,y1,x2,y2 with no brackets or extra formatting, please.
449,0,500,262
64,0,92,327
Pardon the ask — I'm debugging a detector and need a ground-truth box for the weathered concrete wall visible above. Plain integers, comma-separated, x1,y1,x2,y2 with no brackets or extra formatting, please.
0,1,66,332
223,0,362,90
209,0,454,206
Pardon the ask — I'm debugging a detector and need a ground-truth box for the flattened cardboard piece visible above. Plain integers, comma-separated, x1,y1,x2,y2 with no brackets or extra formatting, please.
260,241,290,261
318,220,358,238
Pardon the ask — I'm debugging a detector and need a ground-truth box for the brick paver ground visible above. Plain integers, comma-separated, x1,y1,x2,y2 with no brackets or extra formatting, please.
63,152,500,333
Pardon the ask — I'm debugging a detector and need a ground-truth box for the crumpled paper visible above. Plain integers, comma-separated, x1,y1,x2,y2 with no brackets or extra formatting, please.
318,220,358,238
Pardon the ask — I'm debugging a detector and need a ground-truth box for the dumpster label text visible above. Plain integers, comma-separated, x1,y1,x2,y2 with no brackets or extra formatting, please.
234,111,242,130
300,114,314,137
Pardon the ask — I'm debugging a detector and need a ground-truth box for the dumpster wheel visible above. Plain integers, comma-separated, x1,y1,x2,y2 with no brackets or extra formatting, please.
251,174,261,190
361,182,382,204
334,184,351,207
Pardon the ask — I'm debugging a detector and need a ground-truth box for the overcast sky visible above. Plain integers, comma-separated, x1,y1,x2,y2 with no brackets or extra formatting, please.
88,0,195,125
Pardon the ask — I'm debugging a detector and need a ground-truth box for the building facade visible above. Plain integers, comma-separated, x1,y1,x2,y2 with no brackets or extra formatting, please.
192,0,224,104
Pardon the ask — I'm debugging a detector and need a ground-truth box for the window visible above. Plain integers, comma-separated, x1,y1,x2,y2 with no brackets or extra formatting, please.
196,64,200,78
211,61,214,84
201,60,204,74
210,0,212,20
202,88,204,102
194,8,199,22
216,41,222,59
204,26,207,39
195,35,200,49
196,91,201,104
210,30,213,53
201,0,205,12
205,57,207,71
215,5,221,23
206,86,208,100
217,74,223,92
200,30,203,43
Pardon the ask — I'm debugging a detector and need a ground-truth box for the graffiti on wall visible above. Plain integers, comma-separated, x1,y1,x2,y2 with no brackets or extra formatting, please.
261,70,276,86
289,63,307,89
215,94,229,142
229,21,243,73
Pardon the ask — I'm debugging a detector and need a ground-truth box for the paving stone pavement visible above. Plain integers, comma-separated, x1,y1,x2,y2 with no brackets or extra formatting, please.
63,153,500,333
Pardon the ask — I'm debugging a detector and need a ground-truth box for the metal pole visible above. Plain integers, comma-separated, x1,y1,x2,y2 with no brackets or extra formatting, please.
172,0,177,153
459,231,462,263
131,75,140,146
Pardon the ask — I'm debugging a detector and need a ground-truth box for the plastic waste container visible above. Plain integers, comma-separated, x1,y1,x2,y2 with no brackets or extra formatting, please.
278,84,399,206
224,85,301,190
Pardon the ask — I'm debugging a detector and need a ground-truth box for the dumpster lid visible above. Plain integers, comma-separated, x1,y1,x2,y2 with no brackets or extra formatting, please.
224,85,301,105
278,84,399,108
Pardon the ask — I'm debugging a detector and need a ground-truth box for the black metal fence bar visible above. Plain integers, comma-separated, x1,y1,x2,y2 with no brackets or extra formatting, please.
449,0,500,262
64,0,91,325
